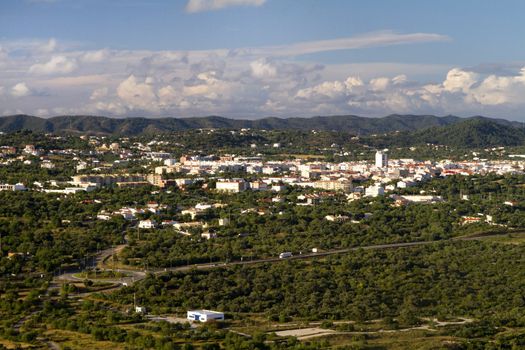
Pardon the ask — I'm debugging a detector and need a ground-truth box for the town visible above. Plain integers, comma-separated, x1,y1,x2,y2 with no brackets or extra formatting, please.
0,126,525,348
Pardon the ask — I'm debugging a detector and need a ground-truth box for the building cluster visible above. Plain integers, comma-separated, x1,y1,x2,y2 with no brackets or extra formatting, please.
97,202,167,221
2,139,525,201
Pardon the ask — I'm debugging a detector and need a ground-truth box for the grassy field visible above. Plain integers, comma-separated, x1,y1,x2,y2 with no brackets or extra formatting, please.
485,233,525,244
44,329,127,350
0,339,35,349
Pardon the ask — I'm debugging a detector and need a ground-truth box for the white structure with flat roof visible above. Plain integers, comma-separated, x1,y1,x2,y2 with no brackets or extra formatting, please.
375,151,388,169
215,179,248,193
187,310,224,323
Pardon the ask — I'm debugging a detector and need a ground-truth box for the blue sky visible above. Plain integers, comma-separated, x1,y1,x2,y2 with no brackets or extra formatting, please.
1,0,525,119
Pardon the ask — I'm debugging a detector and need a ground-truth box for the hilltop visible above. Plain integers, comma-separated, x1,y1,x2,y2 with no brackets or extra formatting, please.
0,114,491,136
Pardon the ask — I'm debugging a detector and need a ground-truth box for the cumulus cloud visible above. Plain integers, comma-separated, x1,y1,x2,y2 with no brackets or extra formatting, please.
392,74,408,85
90,87,108,100
81,49,109,63
296,76,364,99
443,68,478,93
369,77,390,91
11,83,31,97
4,36,525,119
29,55,77,75
470,68,525,105
250,58,277,78
288,66,525,117
117,75,157,110
186,0,265,13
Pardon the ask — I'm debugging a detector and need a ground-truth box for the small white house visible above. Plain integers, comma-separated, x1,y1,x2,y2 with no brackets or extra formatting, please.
135,306,147,314
272,184,286,192
218,218,230,226
365,184,384,197
187,310,224,323
138,219,157,229
201,232,217,240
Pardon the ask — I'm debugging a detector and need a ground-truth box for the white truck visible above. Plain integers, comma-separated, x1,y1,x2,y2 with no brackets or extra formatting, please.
279,252,293,259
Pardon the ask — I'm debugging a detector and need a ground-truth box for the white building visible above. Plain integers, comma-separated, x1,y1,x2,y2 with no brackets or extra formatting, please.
216,179,248,193
375,151,388,169
271,184,286,192
218,218,230,226
40,160,55,169
313,179,352,192
0,183,27,191
135,306,147,314
250,181,268,191
23,145,39,156
187,310,224,323
365,184,385,197
138,220,157,229
201,232,217,240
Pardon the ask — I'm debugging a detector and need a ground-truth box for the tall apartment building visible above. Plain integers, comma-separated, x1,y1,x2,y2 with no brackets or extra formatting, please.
375,151,388,169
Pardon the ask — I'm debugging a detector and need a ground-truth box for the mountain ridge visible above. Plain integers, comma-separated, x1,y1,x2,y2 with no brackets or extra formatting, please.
0,114,521,136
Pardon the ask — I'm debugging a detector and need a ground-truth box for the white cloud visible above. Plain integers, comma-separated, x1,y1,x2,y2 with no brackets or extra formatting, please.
0,46,8,61
29,55,77,75
250,58,277,78
470,68,525,105
286,66,525,117
35,108,50,116
296,76,364,99
369,77,390,91
11,83,31,97
5,36,525,120
41,38,58,53
117,75,157,110
81,49,109,63
392,74,408,85
443,68,478,93
247,31,449,57
90,87,108,100
186,0,265,13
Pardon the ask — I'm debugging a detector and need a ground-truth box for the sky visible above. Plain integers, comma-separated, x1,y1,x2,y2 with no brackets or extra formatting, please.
1,0,525,120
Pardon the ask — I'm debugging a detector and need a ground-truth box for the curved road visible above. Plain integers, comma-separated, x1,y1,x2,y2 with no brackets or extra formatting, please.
54,231,524,293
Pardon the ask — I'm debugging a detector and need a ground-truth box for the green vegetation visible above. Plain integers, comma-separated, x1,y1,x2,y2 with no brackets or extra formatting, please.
0,114,467,136
367,118,525,149
0,128,525,348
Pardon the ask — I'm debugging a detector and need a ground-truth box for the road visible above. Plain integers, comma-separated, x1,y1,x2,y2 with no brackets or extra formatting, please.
54,231,525,292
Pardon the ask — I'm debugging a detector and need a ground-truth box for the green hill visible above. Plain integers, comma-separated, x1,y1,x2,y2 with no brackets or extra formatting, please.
414,118,525,147
0,114,522,149
0,114,468,136
367,118,525,148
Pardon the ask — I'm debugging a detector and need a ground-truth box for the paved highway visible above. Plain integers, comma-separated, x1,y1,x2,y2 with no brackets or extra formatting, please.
54,231,524,292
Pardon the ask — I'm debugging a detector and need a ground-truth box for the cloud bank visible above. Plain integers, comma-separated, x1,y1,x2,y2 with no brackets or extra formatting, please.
0,32,524,120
